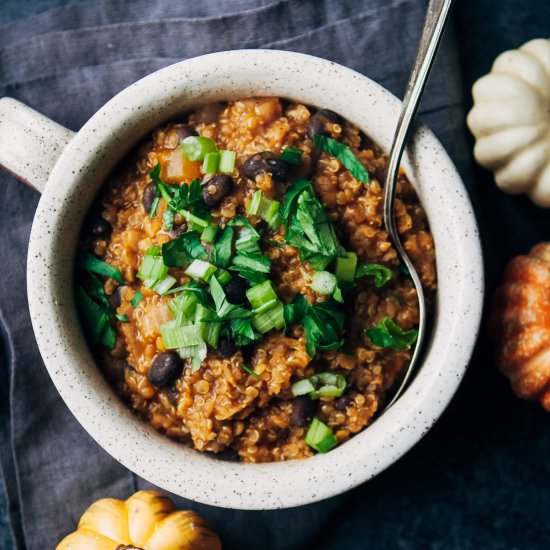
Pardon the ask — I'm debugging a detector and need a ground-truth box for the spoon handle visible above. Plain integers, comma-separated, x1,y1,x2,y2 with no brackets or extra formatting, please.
382,0,454,409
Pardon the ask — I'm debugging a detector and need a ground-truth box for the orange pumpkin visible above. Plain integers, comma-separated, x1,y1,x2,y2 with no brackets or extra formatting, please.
56,490,221,550
489,242,550,409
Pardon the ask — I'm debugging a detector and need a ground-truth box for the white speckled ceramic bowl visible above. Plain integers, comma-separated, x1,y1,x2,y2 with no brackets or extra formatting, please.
0,50,483,509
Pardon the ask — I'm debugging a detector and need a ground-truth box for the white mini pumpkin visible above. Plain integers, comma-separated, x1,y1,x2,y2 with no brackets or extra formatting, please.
467,38,550,207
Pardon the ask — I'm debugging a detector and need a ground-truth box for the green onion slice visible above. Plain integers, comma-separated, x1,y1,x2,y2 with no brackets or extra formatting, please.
218,150,236,173
185,259,217,281
181,136,217,161
304,417,338,453
202,151,220,174
116,313,129,323
291,378,316,396
309,271,337,295
313,134,370,184
335,252,357,284
161,322,202,349
246,280,278,309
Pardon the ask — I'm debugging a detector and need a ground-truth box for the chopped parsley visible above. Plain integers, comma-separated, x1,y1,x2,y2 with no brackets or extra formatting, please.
366,317,418,350
284,294,345,357
162,231,207,267
77,251,123,284
313,134,370,184
282,179,346,270
355,262,393,287
279,146,303,165
209,226,234,268
130,291,143,308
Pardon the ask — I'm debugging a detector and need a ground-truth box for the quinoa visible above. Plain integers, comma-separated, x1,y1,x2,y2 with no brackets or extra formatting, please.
79,97,436,462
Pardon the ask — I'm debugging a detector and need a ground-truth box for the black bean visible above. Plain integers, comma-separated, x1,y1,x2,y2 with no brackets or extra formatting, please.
202,174,234,208
334,393,352,412
241,344,256,365
89,215,112,239
217,336,237,359
108,286,123,310
307,108,344,139
242,152,291,182
224,276,249,305
148,352,183,387
173,124,198,144
142,183,159,213
290,396,317,427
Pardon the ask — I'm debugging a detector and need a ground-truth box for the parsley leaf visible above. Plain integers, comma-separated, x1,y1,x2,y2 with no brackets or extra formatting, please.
284,294,345,357
366,317,418,350
282,179,345,268
313,134,370,184
230,318,259,346
77,251,123,284
162,231,207,267
355,262,393,287
210,226,234,268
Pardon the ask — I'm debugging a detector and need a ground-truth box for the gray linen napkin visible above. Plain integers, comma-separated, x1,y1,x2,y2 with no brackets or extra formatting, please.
0,1,472,548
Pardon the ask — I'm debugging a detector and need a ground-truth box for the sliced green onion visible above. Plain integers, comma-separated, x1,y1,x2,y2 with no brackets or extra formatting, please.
178,340,207,371
252,301,284,333
292,373,346,399
185,259,217,281
235,227,261,254
280,146,303,165
130,291,143,308
160,322,202,349
218,150,236,173
241,364,259,379
137,254,168,282
181,136,217,161
247,190,282,229
335,251,357,283
291,379,316,396
246,280,278,309
304,417,338,453
214,268,231,286
232,253,270,274
162,209,175,230
310,271,337,295
195,304,221,348
151,275,177,295
116,314,129,323
168,292,199,324
78,251,123,284
201,224,219,244
202,151,220,174
149,196,160,218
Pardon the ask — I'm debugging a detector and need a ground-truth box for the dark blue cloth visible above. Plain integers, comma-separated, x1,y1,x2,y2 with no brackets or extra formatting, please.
1,1,549,549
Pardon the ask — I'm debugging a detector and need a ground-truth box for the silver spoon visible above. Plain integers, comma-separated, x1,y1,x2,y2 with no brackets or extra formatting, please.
382,0,454,410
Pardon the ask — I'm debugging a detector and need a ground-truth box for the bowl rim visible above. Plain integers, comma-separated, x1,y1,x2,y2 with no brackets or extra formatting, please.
27,48,484,509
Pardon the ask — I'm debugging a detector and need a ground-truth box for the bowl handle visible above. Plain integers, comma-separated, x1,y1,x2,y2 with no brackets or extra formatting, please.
0,97,75,194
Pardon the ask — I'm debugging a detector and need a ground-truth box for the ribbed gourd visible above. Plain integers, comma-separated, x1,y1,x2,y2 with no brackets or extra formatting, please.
56,490,222,550
467,38,550,207
489,243,550,409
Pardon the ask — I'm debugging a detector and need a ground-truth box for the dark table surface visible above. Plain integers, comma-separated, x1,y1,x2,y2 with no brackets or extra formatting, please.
1,1,549,549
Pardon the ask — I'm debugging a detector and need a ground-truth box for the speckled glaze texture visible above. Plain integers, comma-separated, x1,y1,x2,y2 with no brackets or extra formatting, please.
24,50,483,509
